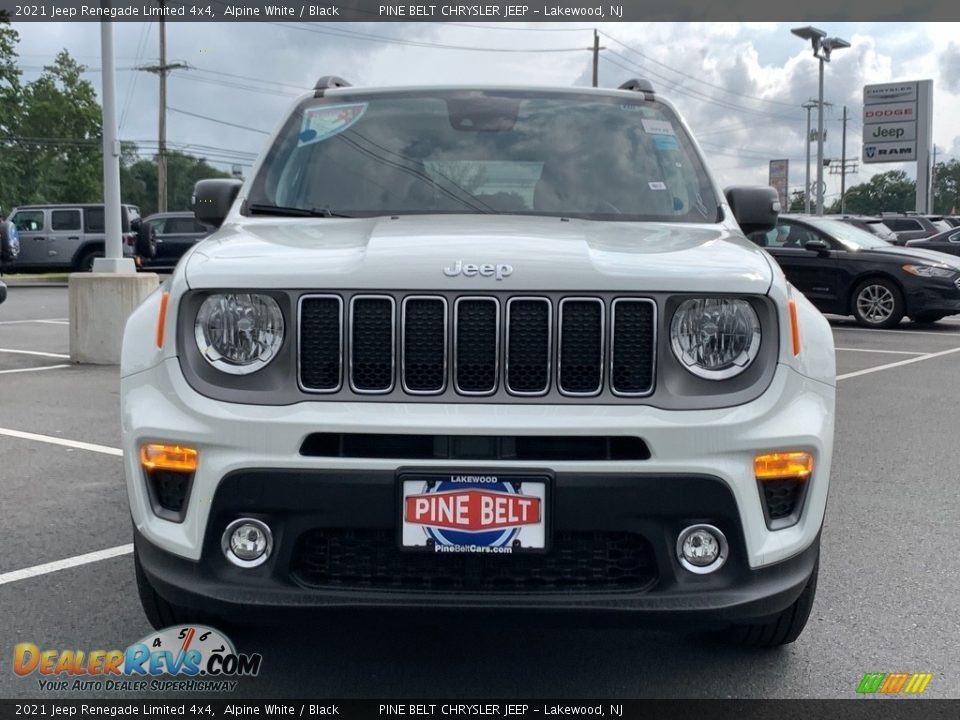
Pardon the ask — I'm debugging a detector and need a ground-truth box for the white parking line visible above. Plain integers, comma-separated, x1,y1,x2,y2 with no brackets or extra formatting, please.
835,347,924,355
837,346,960,381
0,318,68,325
0,348,70,359
0,545,133,587
0,364,71,375
833,326,960,337
0,427,122,456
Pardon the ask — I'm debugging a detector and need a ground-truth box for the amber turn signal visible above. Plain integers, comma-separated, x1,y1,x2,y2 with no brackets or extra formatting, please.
754,451,813,481
140,443,198,472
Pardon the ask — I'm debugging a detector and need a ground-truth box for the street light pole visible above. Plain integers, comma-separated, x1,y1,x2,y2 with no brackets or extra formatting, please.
803,101,816,214
791,26,850,217
816,57,825,215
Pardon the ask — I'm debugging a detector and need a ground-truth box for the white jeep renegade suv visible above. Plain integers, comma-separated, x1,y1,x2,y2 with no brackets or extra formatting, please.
121,78,836,647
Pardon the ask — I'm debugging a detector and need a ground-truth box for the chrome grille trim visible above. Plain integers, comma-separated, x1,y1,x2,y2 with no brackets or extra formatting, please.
297,294,344,394
400,295,449,395
453,296,501,396
505,297,552,397
610,298,657,397
557,297,605,397
348,294,396,395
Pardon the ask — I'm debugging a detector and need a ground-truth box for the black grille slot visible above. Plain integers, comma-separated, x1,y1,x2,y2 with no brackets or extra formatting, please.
350,296,395,392
402,298,447,393
507,298,551,395
145,469,194,523
291,529,657,592
455,298,499,394
559,299,603,395
299,296,342,391
611,299,655,395
763,479,803,520
300,433,650,461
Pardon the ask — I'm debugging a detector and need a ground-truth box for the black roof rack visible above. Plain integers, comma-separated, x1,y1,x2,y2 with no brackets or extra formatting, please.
314,76,351,97
618,78,655,95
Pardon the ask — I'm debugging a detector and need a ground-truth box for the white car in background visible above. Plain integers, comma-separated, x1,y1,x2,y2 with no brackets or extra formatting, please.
121,78,836,646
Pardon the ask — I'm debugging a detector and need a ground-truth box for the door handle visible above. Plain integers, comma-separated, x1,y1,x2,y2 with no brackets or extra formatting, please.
67,236,80,240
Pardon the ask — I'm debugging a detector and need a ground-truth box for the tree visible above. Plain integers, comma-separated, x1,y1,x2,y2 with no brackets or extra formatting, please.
121,150,231,216
14,50,103,205
933,159,960,215
787,190,806,213
0,13,22,212
839,170,916,215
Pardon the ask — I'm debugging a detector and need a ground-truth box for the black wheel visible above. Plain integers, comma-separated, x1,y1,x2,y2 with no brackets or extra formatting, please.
135,221,157,259
77,249,103,272
851,278,904,328
723,557,819,647
912,312,946,324
135,548,209,629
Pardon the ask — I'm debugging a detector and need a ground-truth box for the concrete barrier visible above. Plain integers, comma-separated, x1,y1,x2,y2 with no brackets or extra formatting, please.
69,273,160,364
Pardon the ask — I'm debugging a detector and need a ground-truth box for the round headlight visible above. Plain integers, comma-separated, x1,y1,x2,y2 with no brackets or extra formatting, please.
670,298,761,380
195,293,284,375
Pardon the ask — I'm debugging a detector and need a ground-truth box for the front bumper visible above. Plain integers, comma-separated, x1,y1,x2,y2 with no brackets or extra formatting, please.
903,277,960,316
134,469,821,625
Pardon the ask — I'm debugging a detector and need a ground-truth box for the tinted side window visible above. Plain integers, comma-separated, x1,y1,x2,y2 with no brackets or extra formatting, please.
51,210,81,231
12,210,44,231
165,217,200,234
84,207,105,233
890,218,922,231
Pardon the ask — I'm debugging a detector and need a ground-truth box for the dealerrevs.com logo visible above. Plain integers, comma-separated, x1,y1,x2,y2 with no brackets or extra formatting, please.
13,625,262,692
856,673,933,695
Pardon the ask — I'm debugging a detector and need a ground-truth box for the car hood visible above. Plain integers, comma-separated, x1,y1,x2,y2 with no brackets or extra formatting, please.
861,244,960,269
184,215,773,293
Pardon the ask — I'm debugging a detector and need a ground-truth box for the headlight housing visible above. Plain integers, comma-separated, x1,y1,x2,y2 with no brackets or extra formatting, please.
670,298,761,380
194,293,284,375
902,264,955,278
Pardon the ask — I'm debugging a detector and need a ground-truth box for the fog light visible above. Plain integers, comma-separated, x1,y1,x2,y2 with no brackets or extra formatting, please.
677,524,728,574
221,518,273,568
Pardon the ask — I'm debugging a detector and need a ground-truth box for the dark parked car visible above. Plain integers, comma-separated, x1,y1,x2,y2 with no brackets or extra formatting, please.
139,211,212,271
906,226,960,258
878,214,941,244
751,215,960,327
0,280,6,304
834,215,898,242
943,216,960,228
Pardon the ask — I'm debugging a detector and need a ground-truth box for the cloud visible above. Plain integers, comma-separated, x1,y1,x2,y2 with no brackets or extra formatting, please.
940,42,960,94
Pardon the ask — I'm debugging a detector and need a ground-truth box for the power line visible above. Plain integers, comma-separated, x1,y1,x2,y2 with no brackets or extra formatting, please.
167,106,271,134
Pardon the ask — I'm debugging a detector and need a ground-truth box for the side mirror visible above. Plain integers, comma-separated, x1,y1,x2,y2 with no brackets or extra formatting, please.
724,186,780,237
804,238,831,255
192,178,243,229
0,281,7,305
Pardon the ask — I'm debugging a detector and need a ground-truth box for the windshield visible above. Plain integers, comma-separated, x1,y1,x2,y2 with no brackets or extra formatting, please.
806,218,893,250
245,90,720,223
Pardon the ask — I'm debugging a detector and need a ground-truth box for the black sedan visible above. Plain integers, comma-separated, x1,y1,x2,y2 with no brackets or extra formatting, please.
751,215,960,327
906,226,960,258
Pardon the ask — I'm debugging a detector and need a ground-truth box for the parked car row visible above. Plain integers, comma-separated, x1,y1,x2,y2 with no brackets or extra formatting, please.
838,212,960,244
751,214,960,328
0,204,211,273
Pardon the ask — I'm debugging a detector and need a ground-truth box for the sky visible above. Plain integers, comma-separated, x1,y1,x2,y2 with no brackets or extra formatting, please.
9,20,960,208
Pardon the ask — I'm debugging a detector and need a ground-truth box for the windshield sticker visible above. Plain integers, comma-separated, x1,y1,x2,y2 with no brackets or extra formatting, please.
641,119,676,136
653,135,680,151
649,181,667,191
298,103,367,146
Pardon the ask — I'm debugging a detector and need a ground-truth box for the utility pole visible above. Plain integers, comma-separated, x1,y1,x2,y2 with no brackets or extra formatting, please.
589,29,605,87
931,145,938,212
840,106,847,215
138,4,188,213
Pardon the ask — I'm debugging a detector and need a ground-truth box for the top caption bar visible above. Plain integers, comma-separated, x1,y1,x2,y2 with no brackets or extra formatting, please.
3,0,959,22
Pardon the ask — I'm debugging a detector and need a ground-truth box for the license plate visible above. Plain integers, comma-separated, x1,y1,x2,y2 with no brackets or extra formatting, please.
399,473,548,554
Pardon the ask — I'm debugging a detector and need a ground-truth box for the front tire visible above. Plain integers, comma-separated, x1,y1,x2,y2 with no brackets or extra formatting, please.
852,278,904,328
722,557,819,647
135,549,209,629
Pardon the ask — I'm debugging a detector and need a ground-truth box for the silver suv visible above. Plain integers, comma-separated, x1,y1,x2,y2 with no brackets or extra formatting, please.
4,203,142,271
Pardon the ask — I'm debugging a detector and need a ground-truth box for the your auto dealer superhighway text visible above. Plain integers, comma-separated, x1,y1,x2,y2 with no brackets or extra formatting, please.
380,706,616,716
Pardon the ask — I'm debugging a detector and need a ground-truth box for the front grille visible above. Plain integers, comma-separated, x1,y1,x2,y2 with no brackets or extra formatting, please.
298,293,656,400
290,529,658,592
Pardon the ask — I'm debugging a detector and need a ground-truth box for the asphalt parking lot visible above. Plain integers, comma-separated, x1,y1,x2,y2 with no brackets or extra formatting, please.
2,284,959,700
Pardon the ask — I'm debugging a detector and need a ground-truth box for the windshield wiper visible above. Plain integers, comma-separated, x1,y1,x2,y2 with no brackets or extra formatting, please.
247,203,353,218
